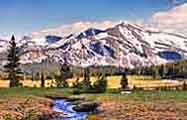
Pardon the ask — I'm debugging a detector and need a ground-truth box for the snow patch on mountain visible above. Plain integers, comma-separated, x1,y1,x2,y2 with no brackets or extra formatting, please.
1,21,187,69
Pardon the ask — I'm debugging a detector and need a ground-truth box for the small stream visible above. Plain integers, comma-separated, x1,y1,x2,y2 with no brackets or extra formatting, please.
52,99,88,120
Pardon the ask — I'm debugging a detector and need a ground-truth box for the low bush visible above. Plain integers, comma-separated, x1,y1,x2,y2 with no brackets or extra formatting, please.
72,88,81,95
182,81,187,90
73,70,107,93
92,73,107,93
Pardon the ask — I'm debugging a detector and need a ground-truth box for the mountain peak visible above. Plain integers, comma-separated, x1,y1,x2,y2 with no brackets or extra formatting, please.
76,28,104,39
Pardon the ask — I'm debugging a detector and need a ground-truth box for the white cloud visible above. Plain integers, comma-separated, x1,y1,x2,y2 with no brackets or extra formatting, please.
31,3,187,38
31,21,118,38
150,3,187,35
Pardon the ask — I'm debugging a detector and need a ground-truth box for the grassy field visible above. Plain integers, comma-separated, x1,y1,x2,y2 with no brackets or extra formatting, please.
0,75,185,119
0,87,186,120
0,75,182,89
0,77,184,118
0,87,186,101
0,88,72,100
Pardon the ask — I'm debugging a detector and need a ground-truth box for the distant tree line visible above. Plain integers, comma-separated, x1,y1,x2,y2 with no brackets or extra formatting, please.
128,60,187,79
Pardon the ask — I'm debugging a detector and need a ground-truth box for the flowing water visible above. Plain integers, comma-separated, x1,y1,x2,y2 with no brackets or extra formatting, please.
52,99,88,120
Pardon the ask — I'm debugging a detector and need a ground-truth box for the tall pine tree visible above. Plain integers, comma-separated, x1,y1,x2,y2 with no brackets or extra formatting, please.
4,35,21,87
83,67,91,89
120,72,129,91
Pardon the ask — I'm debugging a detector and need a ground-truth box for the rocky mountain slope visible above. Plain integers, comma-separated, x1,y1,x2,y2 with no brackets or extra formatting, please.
1,22,187,69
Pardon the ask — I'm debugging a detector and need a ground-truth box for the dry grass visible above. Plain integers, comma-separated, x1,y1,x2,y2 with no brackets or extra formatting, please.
67,75,182,89
0,75,182,89
97,98,187,120
0,96,53,120
0,87,186,120
0,79,56,88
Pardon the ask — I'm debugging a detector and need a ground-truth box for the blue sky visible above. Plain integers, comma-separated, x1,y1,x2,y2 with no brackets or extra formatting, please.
0,0,186,37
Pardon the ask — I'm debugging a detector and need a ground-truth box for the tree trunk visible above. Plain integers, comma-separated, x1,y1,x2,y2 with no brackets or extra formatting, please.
41,72,45,88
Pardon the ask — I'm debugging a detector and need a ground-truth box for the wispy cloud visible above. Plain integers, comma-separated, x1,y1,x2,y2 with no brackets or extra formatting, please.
31,3,187,38
31,21,118,38
149,3,187,35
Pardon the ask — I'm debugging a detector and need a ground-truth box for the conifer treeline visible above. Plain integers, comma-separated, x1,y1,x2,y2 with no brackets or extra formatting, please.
128,60,187,79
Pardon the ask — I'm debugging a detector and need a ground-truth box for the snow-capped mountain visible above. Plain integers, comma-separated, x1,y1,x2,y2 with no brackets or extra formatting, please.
0,38,8,53
18,35,63,64
0,38,8,68
76,28,105,39
1,22,187,69
44,22,187,68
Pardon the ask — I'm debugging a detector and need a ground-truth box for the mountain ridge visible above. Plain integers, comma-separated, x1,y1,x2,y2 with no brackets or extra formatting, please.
1,22,187,69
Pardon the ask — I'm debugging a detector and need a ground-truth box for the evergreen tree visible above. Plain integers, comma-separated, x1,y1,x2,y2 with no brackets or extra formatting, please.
4,35,21,87
83,67,91,89
59,64,70,88
93,70,107,93
54,58,71,88
40,72,45,87
35,72,40,81
120,72,129,90
152,66,159,79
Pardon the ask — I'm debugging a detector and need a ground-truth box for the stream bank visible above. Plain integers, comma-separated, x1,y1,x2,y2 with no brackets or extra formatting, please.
47,96,100,120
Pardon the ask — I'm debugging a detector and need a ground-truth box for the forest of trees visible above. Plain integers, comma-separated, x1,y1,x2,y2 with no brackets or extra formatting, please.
128,60,187,79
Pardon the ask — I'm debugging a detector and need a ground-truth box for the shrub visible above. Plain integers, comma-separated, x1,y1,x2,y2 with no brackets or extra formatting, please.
72,88,81,95
92,73,107,93
82,68,92,90
182,81,187,90
72,80,84,89
120,73,129,91
54,74,69,88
